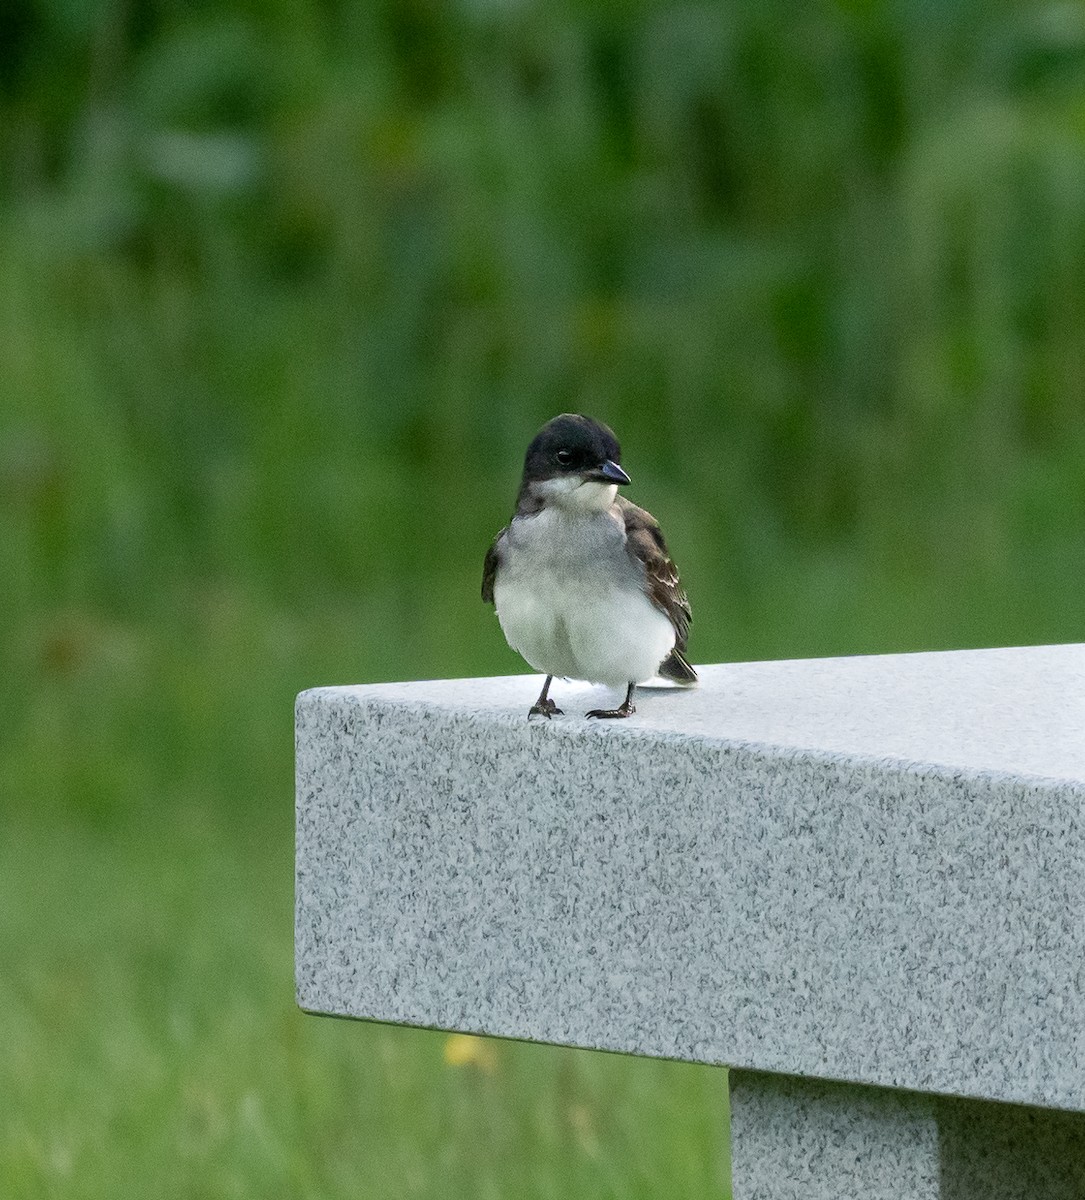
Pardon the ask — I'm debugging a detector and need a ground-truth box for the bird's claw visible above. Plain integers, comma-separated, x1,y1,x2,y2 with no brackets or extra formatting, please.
586,704,635,720
528,699,563,719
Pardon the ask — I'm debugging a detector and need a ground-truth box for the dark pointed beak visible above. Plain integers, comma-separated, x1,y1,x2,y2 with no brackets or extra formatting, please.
591,459,631,486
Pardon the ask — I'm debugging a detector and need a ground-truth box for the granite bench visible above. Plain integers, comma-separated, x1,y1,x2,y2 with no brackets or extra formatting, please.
295,644,1085,1198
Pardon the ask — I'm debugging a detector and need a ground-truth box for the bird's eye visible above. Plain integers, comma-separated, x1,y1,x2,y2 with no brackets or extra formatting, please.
555,449,573,466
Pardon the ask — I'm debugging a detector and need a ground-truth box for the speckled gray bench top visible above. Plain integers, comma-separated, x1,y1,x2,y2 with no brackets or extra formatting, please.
295,644,1085,1112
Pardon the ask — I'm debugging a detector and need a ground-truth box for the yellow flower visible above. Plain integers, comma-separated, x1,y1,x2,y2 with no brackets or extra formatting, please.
442,1032,498,1074
568,1103,599,1158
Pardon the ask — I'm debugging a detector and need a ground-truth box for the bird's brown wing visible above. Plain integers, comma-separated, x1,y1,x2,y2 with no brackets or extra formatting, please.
618,496,696,681
481,529,506,604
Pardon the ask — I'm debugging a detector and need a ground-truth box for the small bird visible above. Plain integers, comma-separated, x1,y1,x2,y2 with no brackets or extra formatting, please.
482,414,697,719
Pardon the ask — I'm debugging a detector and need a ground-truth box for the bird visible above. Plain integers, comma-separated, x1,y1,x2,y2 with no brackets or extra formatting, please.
482,413,697,719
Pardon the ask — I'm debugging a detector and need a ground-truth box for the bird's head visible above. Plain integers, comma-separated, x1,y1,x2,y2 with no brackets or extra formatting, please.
518,414,630,513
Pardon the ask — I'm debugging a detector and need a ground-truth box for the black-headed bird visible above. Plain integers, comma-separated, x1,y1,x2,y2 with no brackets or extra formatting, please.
483,414,696,719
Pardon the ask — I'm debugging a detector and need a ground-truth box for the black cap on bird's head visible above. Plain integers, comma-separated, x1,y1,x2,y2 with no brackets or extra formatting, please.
522,414,629,484
516,414,630,513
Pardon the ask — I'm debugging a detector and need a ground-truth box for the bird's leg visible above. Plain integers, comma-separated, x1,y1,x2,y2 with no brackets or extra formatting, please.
528,675,563,719
586,682,636,720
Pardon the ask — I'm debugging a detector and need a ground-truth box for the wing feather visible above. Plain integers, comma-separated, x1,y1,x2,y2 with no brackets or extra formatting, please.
617,497,695,676
482,529,505,604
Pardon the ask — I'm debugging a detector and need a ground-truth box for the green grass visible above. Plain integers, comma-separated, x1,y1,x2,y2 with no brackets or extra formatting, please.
3,0,1085,1195
0,813,728,1199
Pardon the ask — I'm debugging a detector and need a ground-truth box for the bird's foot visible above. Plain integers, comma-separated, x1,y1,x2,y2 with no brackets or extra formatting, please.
586,701,635,720
528,698,563,719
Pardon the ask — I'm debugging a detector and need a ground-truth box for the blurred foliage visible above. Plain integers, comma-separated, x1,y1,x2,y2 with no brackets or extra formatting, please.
4,0,1085,824
0,818,729,1198
1,0,1084,1194
5,0,1085,627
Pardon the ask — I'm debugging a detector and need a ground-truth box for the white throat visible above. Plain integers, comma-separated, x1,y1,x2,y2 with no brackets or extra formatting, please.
532,477,618,513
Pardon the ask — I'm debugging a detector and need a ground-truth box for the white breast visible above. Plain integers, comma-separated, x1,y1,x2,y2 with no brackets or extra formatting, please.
492,507,676,687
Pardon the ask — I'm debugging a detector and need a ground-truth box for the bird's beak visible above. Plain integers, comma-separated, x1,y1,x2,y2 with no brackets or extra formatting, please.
590,460,631,486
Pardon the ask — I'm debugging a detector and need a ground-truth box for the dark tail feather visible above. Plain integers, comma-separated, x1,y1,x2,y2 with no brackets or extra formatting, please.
659,648,698,685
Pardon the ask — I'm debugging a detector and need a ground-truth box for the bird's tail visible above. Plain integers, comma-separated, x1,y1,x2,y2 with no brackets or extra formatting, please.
658,648,698,686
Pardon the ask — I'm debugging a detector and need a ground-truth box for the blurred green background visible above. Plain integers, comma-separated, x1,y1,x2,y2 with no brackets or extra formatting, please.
2,0,1084,1195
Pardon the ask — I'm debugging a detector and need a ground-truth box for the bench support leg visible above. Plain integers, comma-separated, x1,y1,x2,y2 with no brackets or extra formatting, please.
729,1071,1085,1199
728,1071,940,1199
937,1095,1085,1198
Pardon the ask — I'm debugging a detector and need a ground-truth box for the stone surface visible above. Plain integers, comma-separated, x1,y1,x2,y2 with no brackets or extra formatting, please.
728,1072,939,1199
295,644,1085,1111
936,1093,1085,1198
728,1072,1085,1200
